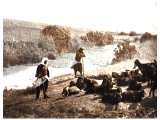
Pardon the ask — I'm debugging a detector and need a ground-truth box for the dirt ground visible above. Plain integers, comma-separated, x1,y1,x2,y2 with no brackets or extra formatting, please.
3,73,157,118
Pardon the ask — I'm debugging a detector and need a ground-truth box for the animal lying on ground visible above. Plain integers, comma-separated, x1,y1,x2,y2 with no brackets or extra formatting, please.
112,72,121,78
128,80,142,91
69,77,85,90
121,70,130,77
109,87,122,93
112,71,130,86
83,77,101,94
76,77,86,90
101,87,122,110
69,80,77,87
129,69,143,82
100,76,113,93
76,76,120,95
76,77,103,94
62,86,81,97
121,89,145,102
116,77,129,86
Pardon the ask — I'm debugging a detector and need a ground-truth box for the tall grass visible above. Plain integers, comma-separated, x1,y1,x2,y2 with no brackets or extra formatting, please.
3,38,56,67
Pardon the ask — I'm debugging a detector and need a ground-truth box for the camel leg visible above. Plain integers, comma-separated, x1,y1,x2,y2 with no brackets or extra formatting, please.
74,71,77,78
115,104,118,111
148,79,150,86
149,89,152,97
80,71,82,77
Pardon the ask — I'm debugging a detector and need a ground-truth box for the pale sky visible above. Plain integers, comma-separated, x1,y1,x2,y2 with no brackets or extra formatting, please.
1,0,157,34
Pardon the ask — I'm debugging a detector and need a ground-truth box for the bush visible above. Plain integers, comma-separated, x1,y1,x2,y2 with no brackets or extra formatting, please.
80,31,114,46
47,52,56,60
140,32,157,42
118,32,127,36
3,39,56,67
80,36,88,41
112,40,137,63
129,31,137,36
42,25,72,53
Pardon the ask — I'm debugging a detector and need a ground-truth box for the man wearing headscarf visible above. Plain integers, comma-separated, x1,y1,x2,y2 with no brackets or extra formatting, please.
34,57,50,99
71,48,86,77
75,48,86,62
71,48,86,68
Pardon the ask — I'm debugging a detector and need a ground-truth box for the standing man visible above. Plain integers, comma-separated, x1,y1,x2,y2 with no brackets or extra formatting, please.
75,48,86,62
71,48,86,77
34,57,50,99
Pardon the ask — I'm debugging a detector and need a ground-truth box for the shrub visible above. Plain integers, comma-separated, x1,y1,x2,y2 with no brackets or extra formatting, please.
3,39,56,67
42,25,72,53
118,32,127,36
69,34,96,52
129,31,137,36
140,32,157,42
112,40,137,63
80,36,88,41
47,52,56,60
80,31,114,46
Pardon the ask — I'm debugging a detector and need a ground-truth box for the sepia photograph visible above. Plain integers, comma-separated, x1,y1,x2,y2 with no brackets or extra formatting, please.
1,0,158,118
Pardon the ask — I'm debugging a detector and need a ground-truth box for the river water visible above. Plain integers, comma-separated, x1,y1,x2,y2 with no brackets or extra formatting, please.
3,44,117,90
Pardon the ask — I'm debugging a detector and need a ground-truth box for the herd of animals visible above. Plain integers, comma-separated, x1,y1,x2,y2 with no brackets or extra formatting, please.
62,59,157,110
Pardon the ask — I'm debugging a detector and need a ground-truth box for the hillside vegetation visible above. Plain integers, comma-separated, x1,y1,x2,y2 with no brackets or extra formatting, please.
3,19,156,67
80,31,114,46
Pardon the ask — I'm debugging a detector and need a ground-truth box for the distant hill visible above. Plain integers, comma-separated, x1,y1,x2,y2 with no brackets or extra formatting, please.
3,19,44,42
3,18,90,42
3,18,47,29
